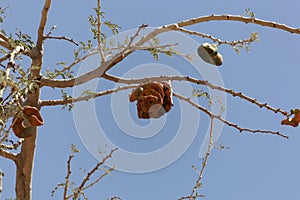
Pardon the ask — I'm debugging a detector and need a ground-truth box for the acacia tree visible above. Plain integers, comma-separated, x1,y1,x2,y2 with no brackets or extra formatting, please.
0,1,300,199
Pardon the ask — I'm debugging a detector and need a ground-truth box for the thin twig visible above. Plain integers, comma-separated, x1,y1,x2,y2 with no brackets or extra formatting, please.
178,195,204,200
63,154,74,200
44,36,79,46
190,117,214,199
96,0,105,63
125,23,149,50
81,167,114,192
47,50,99,79
173,92,288,138
70,148,117,200
173,26,256,46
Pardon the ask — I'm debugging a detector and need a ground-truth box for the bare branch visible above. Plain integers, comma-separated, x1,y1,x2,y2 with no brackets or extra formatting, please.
0,54,10,63
174,15,300,34
102,74,289,117
0,34,12,50
178,195,204,200
63,154,74,200
44,35,78,46
70,148,117,200
173,26,256,46
39,84,138,107
81,167,114,192
0,34,10,44
125,23,149,49
189,117,214,199
0,148,18,162
173,92,288,138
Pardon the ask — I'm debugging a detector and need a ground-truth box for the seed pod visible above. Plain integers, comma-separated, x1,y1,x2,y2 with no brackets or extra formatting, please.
12,106,44,138
197,43,223,66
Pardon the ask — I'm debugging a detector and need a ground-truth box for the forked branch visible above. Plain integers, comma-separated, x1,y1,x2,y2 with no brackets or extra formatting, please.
173,92,288,138
40,15,300,89
67,148,117,199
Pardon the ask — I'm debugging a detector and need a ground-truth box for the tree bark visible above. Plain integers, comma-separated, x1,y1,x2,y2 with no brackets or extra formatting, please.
15,129,37,200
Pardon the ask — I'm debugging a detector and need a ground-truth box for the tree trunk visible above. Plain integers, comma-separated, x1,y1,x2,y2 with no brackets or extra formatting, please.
15,130,37,200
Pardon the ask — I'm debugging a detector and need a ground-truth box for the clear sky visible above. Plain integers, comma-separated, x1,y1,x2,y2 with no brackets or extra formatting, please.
1,0,300,199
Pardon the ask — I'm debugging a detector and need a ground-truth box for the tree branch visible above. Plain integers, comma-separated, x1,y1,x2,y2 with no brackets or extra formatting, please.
189,117,214,199
81,167,114,193
70,148,117,200
63,154,74,200
96,0,105,63
173,26,257,47
40,15,300,89
0,34,12,50
102,74,289,117
0,139,24,151
173,92,288,138
0,148,18,162
44,35,78,46
39,84,138,107
36,0,52,53
40,24,149,88
174,15,300,34
178,195,204,200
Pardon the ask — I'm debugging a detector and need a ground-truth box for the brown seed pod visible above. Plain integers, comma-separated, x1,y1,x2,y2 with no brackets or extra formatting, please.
129,82,173,119
281,118,298,127
12,106,44,138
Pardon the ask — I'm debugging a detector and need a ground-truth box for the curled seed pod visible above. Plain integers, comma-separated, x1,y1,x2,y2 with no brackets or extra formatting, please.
12,106,44,138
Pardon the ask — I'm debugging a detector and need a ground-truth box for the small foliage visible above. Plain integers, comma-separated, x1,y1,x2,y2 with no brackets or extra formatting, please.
61,90,73,111
232,31,259,54
0,6,8,24
244,8,255,21
9,30,35,50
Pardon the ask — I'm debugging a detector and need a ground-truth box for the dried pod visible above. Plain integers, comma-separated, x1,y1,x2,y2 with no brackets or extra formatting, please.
281,118,298,127
129,82,173,119
12,106,44,138
197,43,223,66
23,106,44,126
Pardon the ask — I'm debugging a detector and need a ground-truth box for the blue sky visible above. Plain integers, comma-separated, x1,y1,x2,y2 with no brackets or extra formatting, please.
1,0,300,199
